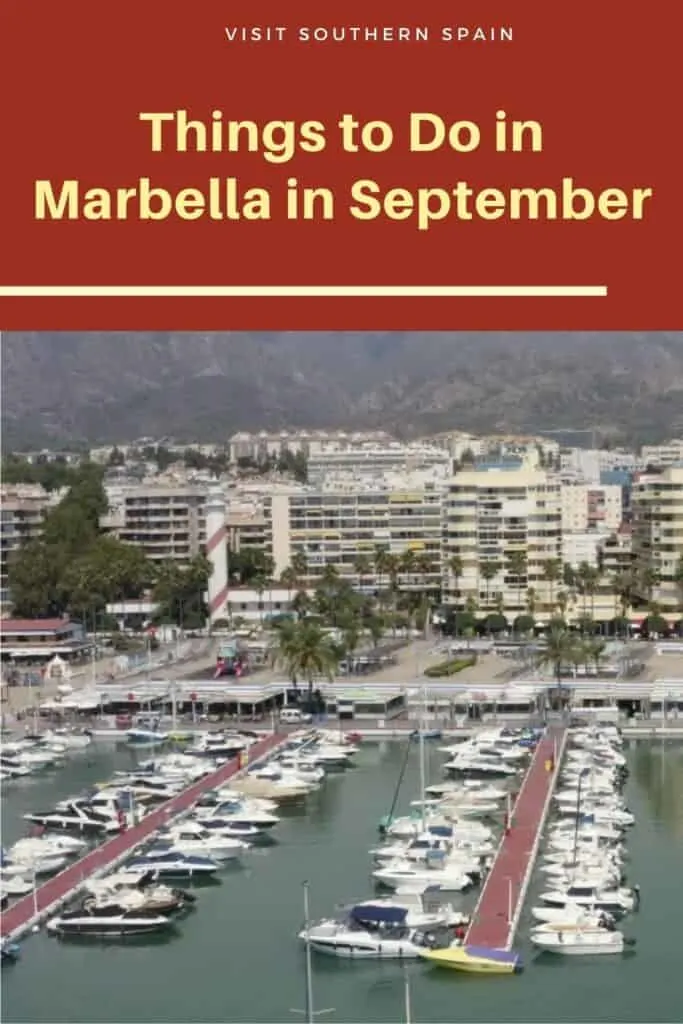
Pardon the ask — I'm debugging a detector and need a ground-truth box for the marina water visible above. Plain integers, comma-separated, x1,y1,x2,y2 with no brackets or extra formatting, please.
2,738,683,1022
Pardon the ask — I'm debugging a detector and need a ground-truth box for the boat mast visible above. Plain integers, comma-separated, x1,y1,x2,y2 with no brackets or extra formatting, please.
303,881,315,1024
418,688,427,831
403,966,412,1024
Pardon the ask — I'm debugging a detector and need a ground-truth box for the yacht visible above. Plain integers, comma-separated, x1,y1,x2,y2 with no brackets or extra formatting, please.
126,728,170,746
1,848,68,877
200,788,279,814
187,731,253,759
84,869,196,913
530,926,632,956
345,892,469,928
126,852,220,877
443,755,518,779
189,818,266,841
0,871,34,897
410,796,500,820
247,764,320,791
149,823,248,860
10,834,88,858
24,800,121,835
273,755,327,784
300,904,457,959
42,728,91,750
47,904,174,937
556,806,635,829
424,780,508,802
2,743,61,768
539,883,640,915
372,833,493,865
99,776,184,801
194,799,280,830
531,905,616,927
1,756,34,777
383,815,493,843
373,855,477,892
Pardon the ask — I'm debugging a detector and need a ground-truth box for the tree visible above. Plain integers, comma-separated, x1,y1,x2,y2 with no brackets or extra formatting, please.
480,561,498,609
280,567,298,605
447,554,464,607
271,619,338,703
506,551,527,611
542,559,562,612
538,626,577,698
152,554,211,628
353,553,373,592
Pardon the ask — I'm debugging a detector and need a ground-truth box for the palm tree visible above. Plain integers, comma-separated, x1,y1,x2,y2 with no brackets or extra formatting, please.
353,553,373,593
399,549,417,590
271,619,338,705
506,551,527,613
542,558,562,614
373,544,391,595
538,626,577,703
252,573,267,625
479,561,498,610
291,551,309,584
448,554,464,608
280,567,298,609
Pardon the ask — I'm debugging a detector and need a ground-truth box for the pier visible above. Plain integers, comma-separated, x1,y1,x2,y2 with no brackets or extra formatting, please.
0,732,285,942
464,724,567,951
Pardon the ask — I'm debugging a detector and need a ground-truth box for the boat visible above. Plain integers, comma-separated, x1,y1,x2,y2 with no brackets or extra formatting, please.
24,800,122,835
300,904,458,959
531,905,616,927
1,940,21,964
530,926,633,956
190,818,265,841
539,883,640,915
372,833,493,865
12,834,87,856
194,799,280,830
373,854,477,892
419,944,522,974
1,848,68,877
148,822,248,861
443,756,518,779
345,893,469,929
126,852,219,877
0,872,34,897
229,776,312,801
126,728,170,746
424,780,508,802
47,904,174,937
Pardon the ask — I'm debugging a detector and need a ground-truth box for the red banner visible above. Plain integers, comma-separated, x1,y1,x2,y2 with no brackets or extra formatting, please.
0,1,679,328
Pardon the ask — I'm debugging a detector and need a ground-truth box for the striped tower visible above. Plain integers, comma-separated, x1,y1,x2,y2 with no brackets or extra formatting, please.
205,489,229,624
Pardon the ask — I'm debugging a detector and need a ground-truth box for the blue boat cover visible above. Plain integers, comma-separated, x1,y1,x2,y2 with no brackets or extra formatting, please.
427,825,452,837
350,905,407,925
466,946,521,965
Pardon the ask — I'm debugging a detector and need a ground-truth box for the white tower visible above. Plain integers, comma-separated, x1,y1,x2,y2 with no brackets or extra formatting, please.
205,488,228,624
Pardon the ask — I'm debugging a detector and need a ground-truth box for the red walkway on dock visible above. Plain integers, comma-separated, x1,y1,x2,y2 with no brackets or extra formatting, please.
0,733,283,939
465,725,566,951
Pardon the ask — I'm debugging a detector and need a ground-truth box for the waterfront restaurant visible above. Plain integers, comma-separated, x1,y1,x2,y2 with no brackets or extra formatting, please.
0,617,89,664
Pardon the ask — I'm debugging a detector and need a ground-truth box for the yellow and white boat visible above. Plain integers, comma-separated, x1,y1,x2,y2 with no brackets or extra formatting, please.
419,944,522,975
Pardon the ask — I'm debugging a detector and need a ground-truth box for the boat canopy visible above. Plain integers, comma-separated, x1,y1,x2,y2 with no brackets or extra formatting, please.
465,946,521,965
350,904,407,925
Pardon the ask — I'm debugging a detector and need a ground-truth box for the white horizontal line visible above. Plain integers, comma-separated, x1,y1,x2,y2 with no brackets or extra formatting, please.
0,285,607,298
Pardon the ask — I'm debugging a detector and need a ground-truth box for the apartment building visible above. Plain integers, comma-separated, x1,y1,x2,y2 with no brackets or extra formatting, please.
228,430,393,464
102,484,208,563
631,465,683,612
224,503,268,555
307,444,451,485
561,483,623,534
262,480,444,587
641,440,683,467
441,462,562,616
0,485,56,613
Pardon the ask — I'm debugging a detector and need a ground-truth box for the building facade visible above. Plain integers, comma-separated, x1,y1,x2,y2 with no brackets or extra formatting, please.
631,466,683,612
0,485,55,614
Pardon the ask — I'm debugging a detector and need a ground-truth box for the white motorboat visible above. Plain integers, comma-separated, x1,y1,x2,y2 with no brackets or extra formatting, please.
126,852,219,876
556,806,635,829
372,833,494,865
383,816,492,843
187,731,253,759
248,763,321,790
274,755,326,784
2,743,61,768
1,757,34,777
189,818,265,841
25,800,121,835
0,871,34,897
539,883,640,915
1,848,68,877
209,788,279,813
424,780,508,802
372,855,477,892
549,820,622,844
47,904,174,937
530,927,632,956
11,834,88,857
443,755,518,778
300,904,457,959
83,869,195,914
42,729,92,750
531,905,616,926
194,799,280,830
152,823,248,860
345,893,469,929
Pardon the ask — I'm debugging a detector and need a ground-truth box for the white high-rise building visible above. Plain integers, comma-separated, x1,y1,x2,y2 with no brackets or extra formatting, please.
631,465,683,613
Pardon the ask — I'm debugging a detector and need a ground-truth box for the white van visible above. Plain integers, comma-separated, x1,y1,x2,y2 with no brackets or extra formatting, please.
279,707,312,725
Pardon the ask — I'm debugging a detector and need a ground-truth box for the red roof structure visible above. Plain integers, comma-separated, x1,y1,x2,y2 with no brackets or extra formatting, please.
0,618,72,633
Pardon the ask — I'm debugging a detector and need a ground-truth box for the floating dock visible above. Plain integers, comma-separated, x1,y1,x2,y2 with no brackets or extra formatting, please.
0,732,285,942
464,724,567,952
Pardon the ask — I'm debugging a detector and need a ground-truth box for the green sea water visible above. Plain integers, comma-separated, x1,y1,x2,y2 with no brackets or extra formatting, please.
2,738,683,1023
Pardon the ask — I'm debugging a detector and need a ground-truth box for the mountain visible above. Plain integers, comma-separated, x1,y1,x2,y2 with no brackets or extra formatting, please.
2,332,682,448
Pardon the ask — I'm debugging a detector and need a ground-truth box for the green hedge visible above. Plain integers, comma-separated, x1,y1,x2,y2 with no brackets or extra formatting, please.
424,655,476,678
